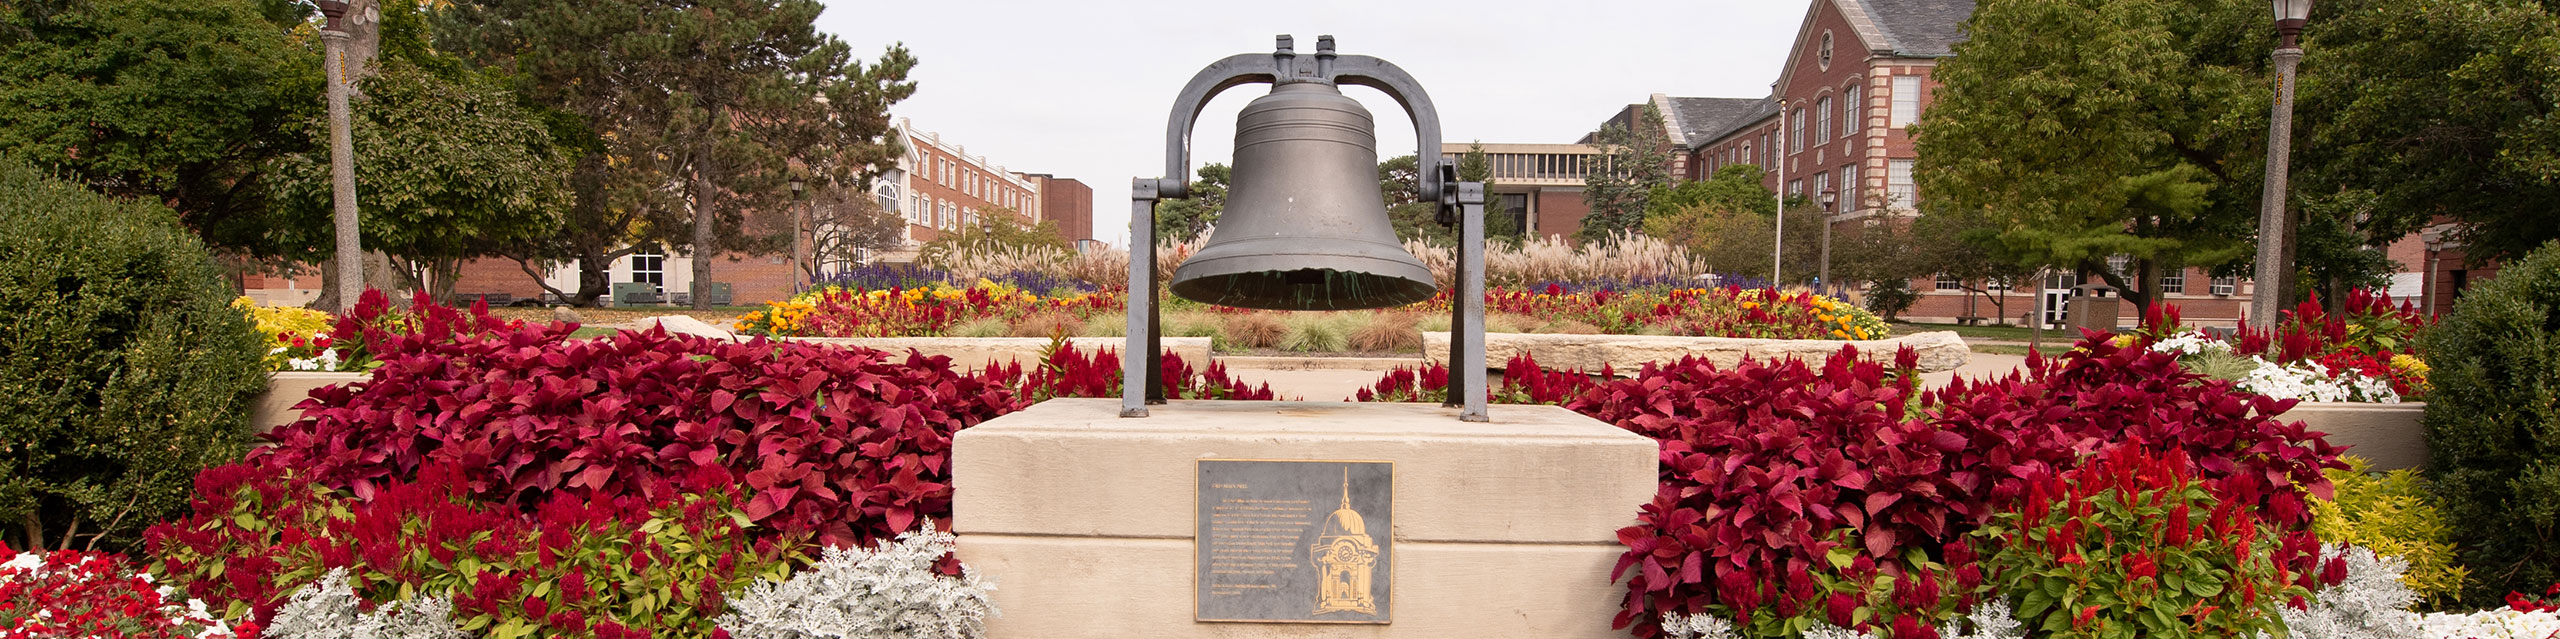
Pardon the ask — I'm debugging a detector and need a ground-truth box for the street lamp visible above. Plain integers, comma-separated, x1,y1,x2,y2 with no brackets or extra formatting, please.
316,0,363,312
2250,0,2314,329
1818,188,1838,294
788,178,806,294
1772,99,1791,287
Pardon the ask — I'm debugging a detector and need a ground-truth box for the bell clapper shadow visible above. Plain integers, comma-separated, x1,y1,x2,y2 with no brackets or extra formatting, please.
1128,35,1489,422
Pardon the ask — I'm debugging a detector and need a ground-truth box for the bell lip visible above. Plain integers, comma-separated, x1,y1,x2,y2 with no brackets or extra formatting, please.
1169,253,1439,311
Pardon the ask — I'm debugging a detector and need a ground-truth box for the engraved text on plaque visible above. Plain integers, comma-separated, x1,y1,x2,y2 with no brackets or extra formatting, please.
1195,459,1392,624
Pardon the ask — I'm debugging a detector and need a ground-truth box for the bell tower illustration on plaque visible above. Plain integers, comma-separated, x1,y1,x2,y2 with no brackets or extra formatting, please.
1312,467,1380,616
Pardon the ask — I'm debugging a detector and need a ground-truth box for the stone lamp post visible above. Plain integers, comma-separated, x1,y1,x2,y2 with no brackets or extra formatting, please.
2250,0,2315,329
316,0,363,312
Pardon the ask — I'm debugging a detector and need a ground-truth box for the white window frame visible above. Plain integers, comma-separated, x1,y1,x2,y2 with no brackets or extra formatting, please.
1838,165,1858,208
1935,274,1963,291
1790,108,1806,153
1842,85,1861,139
2162,268,2187,294
630,248,665,292
1815,96,1833,144
1888,159,1917,211
1891,76,1922,128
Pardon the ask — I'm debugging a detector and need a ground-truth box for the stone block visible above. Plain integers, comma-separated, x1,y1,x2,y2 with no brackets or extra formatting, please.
956,535,1633,639
792,336,1212,373
255,371,366,433
2290,402,2428,470
951,399,1656,637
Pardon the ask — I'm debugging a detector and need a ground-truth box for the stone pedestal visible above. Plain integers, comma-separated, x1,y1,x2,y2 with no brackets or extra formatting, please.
952,399,1657,638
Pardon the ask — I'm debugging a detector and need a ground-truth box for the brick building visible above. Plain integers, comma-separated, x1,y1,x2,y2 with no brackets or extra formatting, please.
419,117,1088,307
1435,143,1602,239
1594,0,2302,328
1022,173,1095,244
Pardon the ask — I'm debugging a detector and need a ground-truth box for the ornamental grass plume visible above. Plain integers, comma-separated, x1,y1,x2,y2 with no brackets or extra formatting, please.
1221,313,1288,349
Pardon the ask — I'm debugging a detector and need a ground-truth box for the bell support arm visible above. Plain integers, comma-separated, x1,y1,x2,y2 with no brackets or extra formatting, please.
1158,54,1278,199
1330,54,1443,210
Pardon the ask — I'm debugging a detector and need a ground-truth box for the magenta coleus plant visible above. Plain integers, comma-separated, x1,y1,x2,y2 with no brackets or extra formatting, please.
1571,336,2343,638
255,319,1022,549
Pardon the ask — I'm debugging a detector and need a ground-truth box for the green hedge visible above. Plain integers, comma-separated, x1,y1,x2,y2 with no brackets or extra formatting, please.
0,161,266,552
2421,239,2560,604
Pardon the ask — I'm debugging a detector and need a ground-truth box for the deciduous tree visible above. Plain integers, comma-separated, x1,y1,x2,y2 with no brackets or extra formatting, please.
1915,0,2267,312
0,0,319,256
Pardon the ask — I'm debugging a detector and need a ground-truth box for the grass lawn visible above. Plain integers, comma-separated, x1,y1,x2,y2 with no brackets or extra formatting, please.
1892,321,2044,342
1969,344,2040,357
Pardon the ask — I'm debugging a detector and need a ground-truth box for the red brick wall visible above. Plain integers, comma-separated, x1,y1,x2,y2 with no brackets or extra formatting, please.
1034,176,1095,242
451,257,546,299
1534,189,1589,239
1898,267,2251,329
906,139,1036,242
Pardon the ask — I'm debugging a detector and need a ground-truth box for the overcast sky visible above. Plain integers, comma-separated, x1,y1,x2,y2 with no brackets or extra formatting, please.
817,0,1810,247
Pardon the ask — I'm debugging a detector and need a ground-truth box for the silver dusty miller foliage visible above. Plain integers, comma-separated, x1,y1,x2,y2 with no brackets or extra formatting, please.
1661,600,2025,639
264,568,466,639
717,520,998,639
2261,544,2424,639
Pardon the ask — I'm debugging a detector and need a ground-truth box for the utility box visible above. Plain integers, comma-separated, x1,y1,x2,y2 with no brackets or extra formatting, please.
2070,284,2121,333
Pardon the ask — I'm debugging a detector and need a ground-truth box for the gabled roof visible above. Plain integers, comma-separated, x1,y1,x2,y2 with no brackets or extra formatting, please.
1666,97,1771,147
1856,0,1974,57
1690,98,1780,151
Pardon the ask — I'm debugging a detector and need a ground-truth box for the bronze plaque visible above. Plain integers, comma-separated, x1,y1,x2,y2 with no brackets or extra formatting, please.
1196,459,1392,624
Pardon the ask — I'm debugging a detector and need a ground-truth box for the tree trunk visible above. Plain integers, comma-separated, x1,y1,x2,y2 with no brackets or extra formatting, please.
574,245,611,307
690,142,717,311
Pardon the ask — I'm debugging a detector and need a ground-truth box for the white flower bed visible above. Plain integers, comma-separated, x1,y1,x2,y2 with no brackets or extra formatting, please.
2150,330,2236,357
2236,356,2401,404
274,346,348,371
2410,608,2560,639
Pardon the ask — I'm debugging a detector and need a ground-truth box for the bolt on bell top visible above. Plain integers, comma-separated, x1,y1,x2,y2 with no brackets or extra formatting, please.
1167,81,1439,311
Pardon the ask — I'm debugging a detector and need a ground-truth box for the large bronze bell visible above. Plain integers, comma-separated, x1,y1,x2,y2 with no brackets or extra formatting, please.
1167,82,1438,311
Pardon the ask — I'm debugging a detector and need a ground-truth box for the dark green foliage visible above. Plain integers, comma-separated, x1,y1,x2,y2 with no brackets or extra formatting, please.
0,162,267,553
1864,278,1920,322
0,0,318,256
1154,163,1229,243
2420,240,2560,604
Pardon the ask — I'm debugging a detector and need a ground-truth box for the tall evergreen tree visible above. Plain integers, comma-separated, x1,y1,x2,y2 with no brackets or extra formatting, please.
1581,103,1672,244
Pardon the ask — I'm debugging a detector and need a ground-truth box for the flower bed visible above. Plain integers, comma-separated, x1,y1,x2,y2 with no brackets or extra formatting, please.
736,278,1888,349
2130,291,2431,404
3,546,237,638
734,280,1120,338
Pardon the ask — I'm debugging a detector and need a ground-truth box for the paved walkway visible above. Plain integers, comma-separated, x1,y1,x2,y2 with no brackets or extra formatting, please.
1218,356,1418,402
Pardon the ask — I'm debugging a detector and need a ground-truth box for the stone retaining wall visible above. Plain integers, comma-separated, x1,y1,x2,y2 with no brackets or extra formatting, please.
788,336,1212,373
2290,402,2427,471
1423,331,1971,373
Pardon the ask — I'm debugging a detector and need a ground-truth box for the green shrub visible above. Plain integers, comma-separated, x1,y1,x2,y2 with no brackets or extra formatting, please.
1863,278,1920,321
0,162,266,552
2311,456,2468,608
2420,239,2560,604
